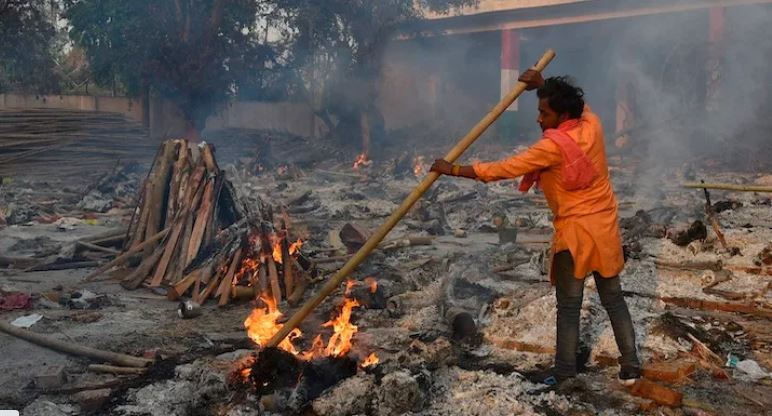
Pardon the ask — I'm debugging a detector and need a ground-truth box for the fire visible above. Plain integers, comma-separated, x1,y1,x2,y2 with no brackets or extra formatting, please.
413,155,425,177
243,295,301,354
272,238,282,263
352,153,372,170
364,276,377,293
360,352,379,368
289,239,303,255
322,298,360,357
243,279,374,366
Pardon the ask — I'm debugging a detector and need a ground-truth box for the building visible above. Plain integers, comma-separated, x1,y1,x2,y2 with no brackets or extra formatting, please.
377,0,772,147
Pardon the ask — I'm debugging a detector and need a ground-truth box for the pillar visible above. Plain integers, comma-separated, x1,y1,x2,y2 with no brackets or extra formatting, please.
500,29,520,111
706,7,724,112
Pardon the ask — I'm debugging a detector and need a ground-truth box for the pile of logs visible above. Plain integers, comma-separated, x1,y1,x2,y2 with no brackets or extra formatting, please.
0,108,157,179
86,139,312,307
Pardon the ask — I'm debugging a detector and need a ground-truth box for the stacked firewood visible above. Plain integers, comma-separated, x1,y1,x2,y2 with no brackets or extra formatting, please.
0,108,157,179
86,139,312,306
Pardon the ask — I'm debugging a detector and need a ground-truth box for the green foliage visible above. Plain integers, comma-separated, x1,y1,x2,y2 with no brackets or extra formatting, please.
65,0,283,129
0,0,61,93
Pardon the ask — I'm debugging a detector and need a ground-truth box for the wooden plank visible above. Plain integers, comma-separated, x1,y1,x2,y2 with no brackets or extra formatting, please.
186,179,214,265
267,257,282,305
218,247,244,306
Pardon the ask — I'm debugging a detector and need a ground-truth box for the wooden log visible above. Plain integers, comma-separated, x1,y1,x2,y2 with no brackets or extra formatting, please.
287,262,309,307
25,261,100,272
149,216,186,287
199,143,219,174
127,184,152,249
143,141,177,256
201,175,224,253
166,141,189,221
654,259,723,271
267,257,281,305
186,179,214,265
661,296,772,319
197,264,224,304
167,267,204,301
84,228,170,281
218,247,243,306
280,224,294,296
0,320,153,368
683,182,772,193
76,241,120,255
121,246,164,290
88,364,147,375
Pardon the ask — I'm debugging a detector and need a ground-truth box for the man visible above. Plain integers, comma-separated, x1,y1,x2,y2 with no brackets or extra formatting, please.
430,71,641,386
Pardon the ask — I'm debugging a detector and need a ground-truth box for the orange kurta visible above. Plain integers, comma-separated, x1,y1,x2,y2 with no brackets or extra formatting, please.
473,106,624,282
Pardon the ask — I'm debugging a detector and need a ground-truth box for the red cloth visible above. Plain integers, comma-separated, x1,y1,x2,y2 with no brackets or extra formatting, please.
518,119,597,192
0,292,32,311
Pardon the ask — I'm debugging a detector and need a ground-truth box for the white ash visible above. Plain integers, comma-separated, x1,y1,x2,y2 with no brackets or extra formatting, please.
311,373,376,416
416,366,571,416
376,370,426,416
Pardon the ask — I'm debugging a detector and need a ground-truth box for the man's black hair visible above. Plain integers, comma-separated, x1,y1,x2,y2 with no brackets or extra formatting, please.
536,76,585,119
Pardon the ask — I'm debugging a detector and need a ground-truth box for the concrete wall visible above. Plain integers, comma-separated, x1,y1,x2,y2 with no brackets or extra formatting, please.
0,93,144,123
0,93,322,139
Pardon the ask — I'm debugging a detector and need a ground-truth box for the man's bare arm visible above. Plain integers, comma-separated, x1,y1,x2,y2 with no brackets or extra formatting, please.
430,159,478,179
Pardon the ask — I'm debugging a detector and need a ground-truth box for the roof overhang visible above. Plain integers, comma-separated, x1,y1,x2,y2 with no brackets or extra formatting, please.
407,0,772,37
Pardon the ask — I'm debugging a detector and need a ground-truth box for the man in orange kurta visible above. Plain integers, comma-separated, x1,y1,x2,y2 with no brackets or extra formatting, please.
431,72,640,385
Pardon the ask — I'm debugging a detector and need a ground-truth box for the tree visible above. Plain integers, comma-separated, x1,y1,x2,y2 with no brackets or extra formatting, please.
65,0,283,139
272,0,477,148
0,0,61,93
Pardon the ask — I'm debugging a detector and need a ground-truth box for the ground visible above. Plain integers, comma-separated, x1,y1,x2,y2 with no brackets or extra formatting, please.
0,139,771,415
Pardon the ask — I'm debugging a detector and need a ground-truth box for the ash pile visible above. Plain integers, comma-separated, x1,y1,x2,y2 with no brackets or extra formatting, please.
1,137,772,416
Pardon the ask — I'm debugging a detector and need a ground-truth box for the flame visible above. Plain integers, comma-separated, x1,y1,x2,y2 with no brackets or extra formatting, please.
271,236,302,264
244,295,301,354
352,153,372,170
272,238,282,263
360,352,379,368
289,239,303,255
243,274,373,365
322,298,360,357
364,277,377,294
299,334,325,361
344,280,356,296
413,155,425,177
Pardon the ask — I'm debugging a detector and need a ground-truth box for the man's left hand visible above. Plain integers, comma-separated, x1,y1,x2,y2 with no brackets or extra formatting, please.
430,159,453,175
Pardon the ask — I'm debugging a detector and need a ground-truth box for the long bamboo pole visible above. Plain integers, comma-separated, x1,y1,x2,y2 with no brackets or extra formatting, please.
682,182,772,193
265,49,557,348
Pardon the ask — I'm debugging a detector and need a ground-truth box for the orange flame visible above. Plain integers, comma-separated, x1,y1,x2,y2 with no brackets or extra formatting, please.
364,277,377,294
243,279,371,364
272,239,282,264
360,352,379,368
243,296,301,354
413,155,425,177
352,153,372,170
322,298,360,357
289,239,303,255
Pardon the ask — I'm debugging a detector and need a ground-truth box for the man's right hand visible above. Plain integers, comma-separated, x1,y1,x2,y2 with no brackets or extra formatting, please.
519,69,544,91
430,159,453,175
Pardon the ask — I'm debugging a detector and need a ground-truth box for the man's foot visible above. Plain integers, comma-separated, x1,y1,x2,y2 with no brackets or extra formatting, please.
524,367,575,386
618,365,641,386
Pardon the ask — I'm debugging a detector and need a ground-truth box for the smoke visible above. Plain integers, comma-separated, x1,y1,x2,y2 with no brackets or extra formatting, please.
375,4,771,196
